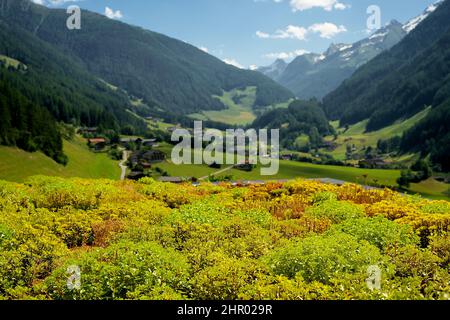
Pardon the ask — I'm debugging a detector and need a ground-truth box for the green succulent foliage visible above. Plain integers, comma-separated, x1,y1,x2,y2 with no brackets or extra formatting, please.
305,199,365,224
0,176,448,300
311,191,338,204
327,216,419,250
43,241,190,300
265,233,383,283
420,202,450,214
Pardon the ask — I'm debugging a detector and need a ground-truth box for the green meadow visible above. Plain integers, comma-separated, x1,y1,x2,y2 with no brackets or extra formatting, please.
152,142,449,199
189,87,293,126
0,54,24,69
324,108,431,161
190,87,257,125
0,136,120,182
0,138,447,199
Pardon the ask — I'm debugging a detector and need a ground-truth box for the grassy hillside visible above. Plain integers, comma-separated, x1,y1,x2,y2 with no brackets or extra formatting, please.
323,108,431,160
189,87,293,126
410,179,450,200
189,87,258,125
0,54,25,69
0,136,120,182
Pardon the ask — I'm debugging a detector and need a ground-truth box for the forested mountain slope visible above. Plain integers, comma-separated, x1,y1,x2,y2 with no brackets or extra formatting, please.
323,0,450,130
0,0,293,162
0,0,293,115
251,100,334,150
322,0,450,171
0,12,147,162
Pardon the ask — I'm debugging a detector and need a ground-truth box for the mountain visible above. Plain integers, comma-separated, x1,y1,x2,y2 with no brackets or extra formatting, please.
0,0,293,162
257,59,288,81
258,21,406,100
0,2,151,163
402,1,442,33
258,2,443,101
323,0,448,127
322,0,450,170
274,53,325,97
0,0,293,116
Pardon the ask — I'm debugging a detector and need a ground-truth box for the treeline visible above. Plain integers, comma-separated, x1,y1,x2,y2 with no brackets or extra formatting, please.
397,160,433,188
144,108,233,132
401,100,450,171
0,14,149,162
251,100,334,150
0,74,65,164
377,137,401,155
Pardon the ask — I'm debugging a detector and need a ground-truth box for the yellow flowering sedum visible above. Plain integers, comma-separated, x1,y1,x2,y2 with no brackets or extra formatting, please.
0,177,448,300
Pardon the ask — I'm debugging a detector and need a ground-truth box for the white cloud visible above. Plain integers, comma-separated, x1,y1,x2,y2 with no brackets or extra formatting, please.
199,46,209,53
257,22,346,41
249,64,258,71
334,2,348,10
256,31,271,39
223,58,244,69
105,6,123,20
264,49,309,60
256,25,308,40
308,22,347,38
290,0,349,12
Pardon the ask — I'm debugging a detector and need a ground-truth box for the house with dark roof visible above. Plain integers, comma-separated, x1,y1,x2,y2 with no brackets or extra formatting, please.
120,137,158,148
88,138,107,151
359,158,388,169
78,127,98,135
158,177,184,183
127,172,147,181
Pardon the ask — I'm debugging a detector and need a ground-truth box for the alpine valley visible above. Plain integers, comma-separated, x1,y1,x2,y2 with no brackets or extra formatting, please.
0,0,293,163
0,0,449,199
0,0,449,303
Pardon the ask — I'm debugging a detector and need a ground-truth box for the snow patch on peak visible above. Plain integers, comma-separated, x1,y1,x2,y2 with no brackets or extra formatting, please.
325,43,351,57
339,44,353,52
403,0,442,33
369,31,388,40
314,54,326,63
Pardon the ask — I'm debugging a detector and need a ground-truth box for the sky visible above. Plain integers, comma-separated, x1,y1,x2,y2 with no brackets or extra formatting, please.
33,0,438,68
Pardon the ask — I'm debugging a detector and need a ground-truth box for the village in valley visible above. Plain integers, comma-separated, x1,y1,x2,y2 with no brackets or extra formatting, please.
79,126,170,181
78,124,259,183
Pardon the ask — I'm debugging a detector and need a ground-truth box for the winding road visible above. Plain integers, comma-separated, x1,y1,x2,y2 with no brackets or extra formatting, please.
119,150,130,181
